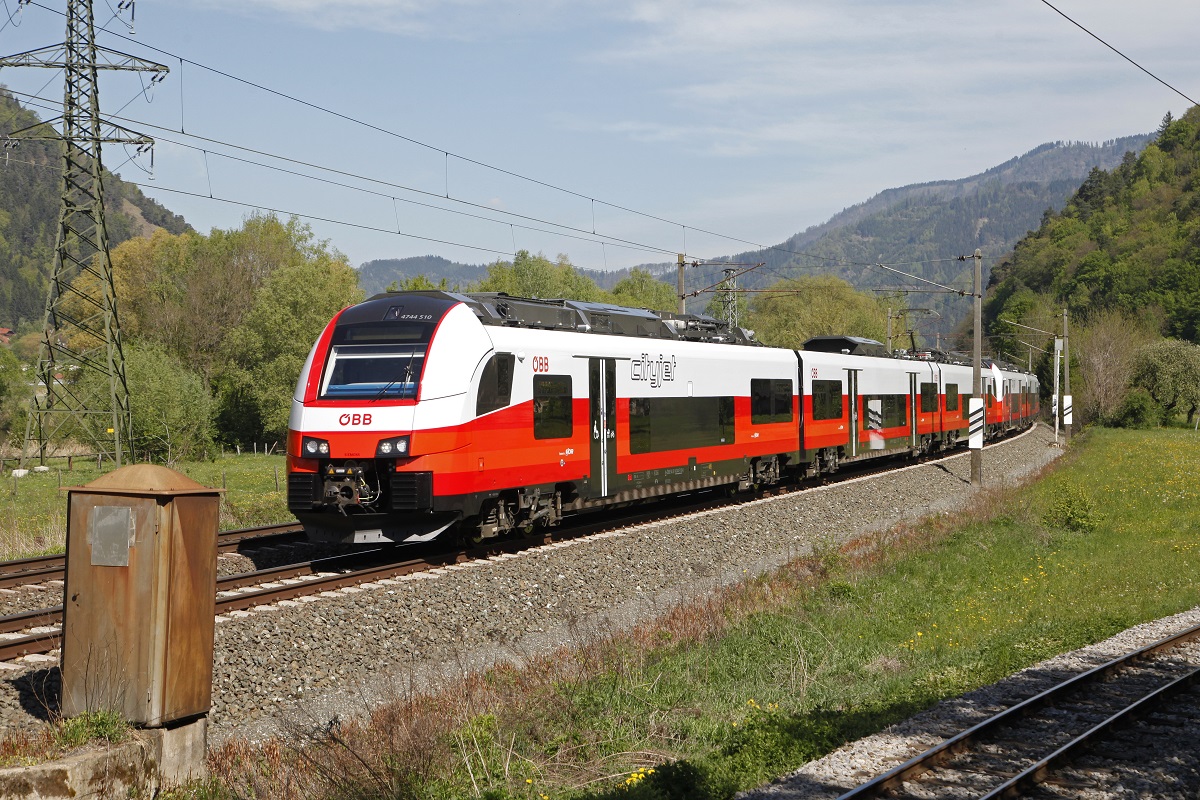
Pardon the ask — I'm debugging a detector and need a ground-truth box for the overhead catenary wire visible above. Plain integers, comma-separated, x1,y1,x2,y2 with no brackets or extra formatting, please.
1040,0,1198,106
3,134,983,304
4,11,984,284
10,0,1195,294
130,182,519,259
11,84,971,276
3,87,679,260
7,85,987,303
5,9,1007,295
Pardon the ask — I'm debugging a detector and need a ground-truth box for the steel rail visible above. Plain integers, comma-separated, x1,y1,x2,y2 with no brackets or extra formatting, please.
837,621,1200,799
0,495,732,662
983,666,1200,798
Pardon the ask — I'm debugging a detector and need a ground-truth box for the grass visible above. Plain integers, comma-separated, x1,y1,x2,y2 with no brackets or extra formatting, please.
0,711,129,769
188,426,1200,800
0,452,290,560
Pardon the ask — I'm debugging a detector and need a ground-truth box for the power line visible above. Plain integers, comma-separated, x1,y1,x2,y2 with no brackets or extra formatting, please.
139,182,519,258
4,87,679,259
1040,0,1198,106
16,84,976,278
5,20,992,288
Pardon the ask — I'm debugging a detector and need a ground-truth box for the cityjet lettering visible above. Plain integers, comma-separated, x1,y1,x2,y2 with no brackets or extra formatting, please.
630,353,677,388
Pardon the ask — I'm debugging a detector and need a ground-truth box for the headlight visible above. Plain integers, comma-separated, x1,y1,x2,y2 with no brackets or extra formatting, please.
302,436,330,456
376,436,410,457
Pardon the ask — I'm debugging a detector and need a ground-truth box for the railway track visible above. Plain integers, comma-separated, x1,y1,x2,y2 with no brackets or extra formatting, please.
839,623,1200,799
0,521,304,590
0,426,1036,666
0,485,786,663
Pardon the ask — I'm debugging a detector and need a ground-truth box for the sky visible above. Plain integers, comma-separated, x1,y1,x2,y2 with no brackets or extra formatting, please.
1,0,1199,274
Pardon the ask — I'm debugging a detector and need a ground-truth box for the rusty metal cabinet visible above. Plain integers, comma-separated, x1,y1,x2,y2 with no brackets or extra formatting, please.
61,464,220,726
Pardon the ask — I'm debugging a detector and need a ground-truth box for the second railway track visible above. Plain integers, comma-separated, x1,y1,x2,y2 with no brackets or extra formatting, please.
838,623,1200,799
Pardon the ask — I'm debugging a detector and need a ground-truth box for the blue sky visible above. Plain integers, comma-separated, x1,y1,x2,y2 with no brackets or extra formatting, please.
2,0,1198,273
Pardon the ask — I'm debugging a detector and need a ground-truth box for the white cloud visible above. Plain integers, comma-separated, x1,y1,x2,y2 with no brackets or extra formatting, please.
185,0,583,37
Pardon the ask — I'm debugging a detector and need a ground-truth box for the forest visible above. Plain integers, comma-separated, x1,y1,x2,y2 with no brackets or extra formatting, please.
982,109,1200,428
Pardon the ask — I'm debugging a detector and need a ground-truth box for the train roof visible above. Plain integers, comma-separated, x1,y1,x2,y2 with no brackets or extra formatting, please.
362,291,761,346
352,293,1038,377
802,335,886,357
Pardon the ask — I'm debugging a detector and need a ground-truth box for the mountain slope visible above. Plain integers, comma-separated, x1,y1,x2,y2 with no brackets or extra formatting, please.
649,137,1153,331
0,90,190,330
357,254,642,296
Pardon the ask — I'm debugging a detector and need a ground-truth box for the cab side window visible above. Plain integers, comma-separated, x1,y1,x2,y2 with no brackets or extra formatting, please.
476,353,515,416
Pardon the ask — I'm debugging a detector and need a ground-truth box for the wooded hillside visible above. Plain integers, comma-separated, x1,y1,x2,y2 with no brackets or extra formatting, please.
0,89,189,331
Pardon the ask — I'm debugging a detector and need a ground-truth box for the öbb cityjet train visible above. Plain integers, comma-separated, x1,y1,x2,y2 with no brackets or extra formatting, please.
286,292,1039,544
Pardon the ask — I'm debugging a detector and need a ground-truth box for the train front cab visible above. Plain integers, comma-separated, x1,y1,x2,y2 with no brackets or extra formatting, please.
286,293,493,543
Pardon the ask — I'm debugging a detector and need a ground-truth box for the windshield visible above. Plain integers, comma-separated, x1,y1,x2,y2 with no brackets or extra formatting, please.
319,322,434,400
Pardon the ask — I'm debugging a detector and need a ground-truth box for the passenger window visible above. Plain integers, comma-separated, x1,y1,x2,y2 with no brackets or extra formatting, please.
865,394,907,428
945,384,959,412
476,353,515,416
751,378,794,424
533,375,573,439
812,380,843,421
629,396,736,454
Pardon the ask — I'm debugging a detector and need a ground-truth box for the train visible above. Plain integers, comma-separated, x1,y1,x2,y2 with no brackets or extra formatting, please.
285,291,1040,544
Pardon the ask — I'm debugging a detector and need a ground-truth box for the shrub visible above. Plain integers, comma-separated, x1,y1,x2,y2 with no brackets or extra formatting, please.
1042,484,1101,533
1107,387,1160,429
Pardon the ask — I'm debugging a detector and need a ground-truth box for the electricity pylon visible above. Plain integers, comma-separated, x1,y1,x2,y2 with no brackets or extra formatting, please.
1,0,167,466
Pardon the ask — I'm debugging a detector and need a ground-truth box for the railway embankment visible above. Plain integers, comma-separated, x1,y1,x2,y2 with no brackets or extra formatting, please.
196,425,1063,745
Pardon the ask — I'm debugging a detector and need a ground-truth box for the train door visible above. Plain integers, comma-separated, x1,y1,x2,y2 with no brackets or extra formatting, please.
846,369,860,458
588,358,617,498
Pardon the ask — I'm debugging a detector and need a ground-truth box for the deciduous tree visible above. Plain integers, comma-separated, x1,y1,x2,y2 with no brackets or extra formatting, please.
747,276,890,349
608,268,677,311
1130,338,1200,425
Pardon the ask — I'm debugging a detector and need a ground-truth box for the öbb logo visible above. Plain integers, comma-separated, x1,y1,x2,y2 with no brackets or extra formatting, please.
338,413,372,426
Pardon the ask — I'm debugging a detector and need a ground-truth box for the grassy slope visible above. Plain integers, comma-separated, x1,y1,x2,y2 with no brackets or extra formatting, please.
203,428,1200,800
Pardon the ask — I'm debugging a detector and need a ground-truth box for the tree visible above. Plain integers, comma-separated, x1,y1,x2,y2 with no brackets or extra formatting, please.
124,344,216,462
471,251,604,301
0,346,26,445
608,268,678,311
1071,310,1158,425
385,275,451,292
101,213,337,382
217,251,362,444
747,276,891,349
1130,338,1200,425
